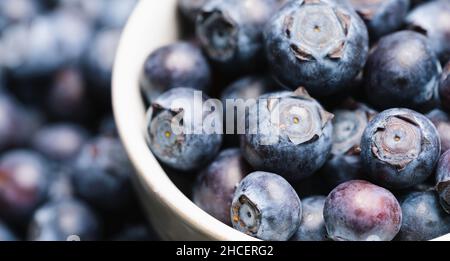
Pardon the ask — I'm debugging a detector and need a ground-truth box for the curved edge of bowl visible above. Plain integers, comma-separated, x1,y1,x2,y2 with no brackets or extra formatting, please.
112,0,256,241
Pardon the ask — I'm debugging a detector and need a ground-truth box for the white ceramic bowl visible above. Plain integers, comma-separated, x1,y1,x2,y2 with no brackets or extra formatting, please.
112,0,450,241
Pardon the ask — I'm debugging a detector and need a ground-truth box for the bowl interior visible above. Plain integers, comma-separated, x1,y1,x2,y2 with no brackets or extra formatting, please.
112,0,254,240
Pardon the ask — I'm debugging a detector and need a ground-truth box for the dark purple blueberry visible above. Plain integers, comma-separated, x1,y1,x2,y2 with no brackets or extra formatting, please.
241,88,333,181
364,31,441,111
436,150,450,213
291,196,327,241
440,61,450,112
31,124,89,162
361,108,441,189
264,0,369,96
349,0,410,40
193,149,251,225
141,42,211,102
83,28,121,100
197,0,287,70
0,221,17,241
221,75,280,146
426,109,450,154
178,0,210,22
0,150,50,223
220,75,279,103
1,8,92,77
324,180,402,241
406,0,450,63
231,171,301,241
112,224,158,241
397,191,450,241
0,93,41,151
322,101,376,188
145,88,222,172
72,136,133,212
28,199,101,241
46,67,91,122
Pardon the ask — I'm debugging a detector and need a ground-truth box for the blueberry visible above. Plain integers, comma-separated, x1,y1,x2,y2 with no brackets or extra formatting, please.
221,75,279,146
406,0,450,63
440,61,450,112
96,0,137,29
145,87,222,172
324,180,402,241
264,0,369,96
141,42,211,103
31,123,89,162
0,93,41,152
83,28,121,102
364,31,441,111
193,149,251,225
349,0,410,40
241,87,333,181
99,115,118,137
72,136,133,212
436,150,450,214
28,199,101,241
361,108,441,189
291,196,327,241
426,109,450,154
0,0,41,32
0,150,50,223
46,67,92,122
231,171,301,241
396,191,450,241
178,0,210,22
197,0,287,71
0,8,93,77
0,221,17,241
322,100,376,188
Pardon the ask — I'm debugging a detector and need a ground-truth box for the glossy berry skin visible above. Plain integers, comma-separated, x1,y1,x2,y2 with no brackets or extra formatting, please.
264,0,369,96
406,0,450,63
28,199,100,241
291,196,327,241
231,171,301,241
324,180,402,241
440,61,450,112
361,108,441,189
0,150,50,223
364,31,441,111
322,101,376,188
426,109,450,155
241,88,333,181
197,0,286,70
396,191,450,241
0,221,17,241
193,149,251,225
178,0,210,22
349,0,410,40
141,42,211,103
72,136,133,212
436,150,450,214
0,94,41,152
31,124,89,162
146,88,222,172
220,75,279,103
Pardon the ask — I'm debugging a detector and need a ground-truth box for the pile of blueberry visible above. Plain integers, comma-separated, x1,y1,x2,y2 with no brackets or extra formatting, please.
142,0,450,241
0,0,159,241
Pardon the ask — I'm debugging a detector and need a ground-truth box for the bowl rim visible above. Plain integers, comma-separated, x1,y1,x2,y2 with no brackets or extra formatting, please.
112,0,255,241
